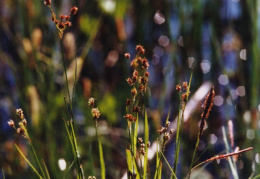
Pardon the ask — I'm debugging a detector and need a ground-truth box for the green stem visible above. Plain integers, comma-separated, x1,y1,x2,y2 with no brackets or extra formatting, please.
29,142,46,179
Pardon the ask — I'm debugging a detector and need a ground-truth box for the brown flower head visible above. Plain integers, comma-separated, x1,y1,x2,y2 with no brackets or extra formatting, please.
182,82,188,91
126,77,133,85
8,119,15,127
44,0,51,6
65,15,70,21
17,127,25,135
58,22,65,30
131,88,137,97
144,72,149,77
126,99,131,106
133,106,141,113
136,45,145,55
199,86,215,139
70,6,78,15
64,21,72,27
124,53,130,59
141,58,149,69
176,84,181,92
88,98,95,107
92,108,100,120
60,14,65,20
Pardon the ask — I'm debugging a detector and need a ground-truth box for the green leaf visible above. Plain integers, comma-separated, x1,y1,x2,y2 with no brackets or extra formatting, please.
14,144,42,178
126,149,140,179
98,140,106,179
143,110,149,178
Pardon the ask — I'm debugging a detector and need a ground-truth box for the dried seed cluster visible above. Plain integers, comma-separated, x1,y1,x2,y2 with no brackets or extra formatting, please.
124,45,150,124
176,81,191,103
88,98,101,121
44,0,78,39
88,176,96,179
199,86,215,139
8,109,30,141
158,121,174,142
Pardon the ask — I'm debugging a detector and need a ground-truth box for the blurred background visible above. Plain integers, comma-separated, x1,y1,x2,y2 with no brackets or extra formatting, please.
0,0,259,178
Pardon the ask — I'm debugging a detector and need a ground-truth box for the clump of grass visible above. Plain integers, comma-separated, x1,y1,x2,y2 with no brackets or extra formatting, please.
5,1,254,178
8,109,50,179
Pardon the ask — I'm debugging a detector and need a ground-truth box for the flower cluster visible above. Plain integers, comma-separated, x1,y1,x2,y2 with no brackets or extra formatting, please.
124,45,150,124
158,121,174,142
44,0,78,39
8,109,30,141
199,86,215,139
176,81,191,103
137,137,150,156
88,98,101,121
88,176,96,179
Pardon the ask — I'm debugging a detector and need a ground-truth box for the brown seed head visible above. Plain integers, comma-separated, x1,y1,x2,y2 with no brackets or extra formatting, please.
88,98,95,107
22,119,27,126
17,127,25,134
182,82,188,91
60,14,65,20
133,106,141,113
136,45,145,55
199,86,215,139
8,119,15,127
147,141,150,147
124,53,130,59
131,88,137,97
164,133,170,140
64,21,72,27
44,0,51,6
176,84,181,92
65,15,70,21
54,19,59,24
126,77,133,85
126,99,132,106
144,72,149,77
70,6,78,15
91,108,100,119
58,22,65,30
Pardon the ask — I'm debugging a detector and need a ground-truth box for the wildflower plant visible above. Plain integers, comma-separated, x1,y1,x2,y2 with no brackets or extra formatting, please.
5,1,255,178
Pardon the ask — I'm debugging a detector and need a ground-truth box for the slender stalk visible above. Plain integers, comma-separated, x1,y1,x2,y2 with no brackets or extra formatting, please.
29,142,46,179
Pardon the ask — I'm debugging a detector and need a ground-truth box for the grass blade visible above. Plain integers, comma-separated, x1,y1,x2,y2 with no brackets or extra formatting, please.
160,151,177,179
42,159,51,179
143,110,149,178
98,140,106,179
14,144,42,178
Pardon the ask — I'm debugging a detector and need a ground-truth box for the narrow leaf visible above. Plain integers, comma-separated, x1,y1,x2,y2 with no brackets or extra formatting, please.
143,110,149,178
98,140,106,179
14,144,42,178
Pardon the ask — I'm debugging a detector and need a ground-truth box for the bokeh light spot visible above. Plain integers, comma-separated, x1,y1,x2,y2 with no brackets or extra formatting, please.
240,49,247,60
153,11,165,25
247,129,255,140
200,60,211,74
236,86,246,97
58,158,67,171
218,74,229,85
214,95,223,106
158,35,169,47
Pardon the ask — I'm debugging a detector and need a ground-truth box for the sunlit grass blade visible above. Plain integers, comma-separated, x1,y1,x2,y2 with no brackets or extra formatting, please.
42,159,51,179
14,143,42,178
63,160,75,179
222,127,238,179
134,115,139,157
98,140,106,179
126,149,140,179
160,151,177,179
143,110,149,178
